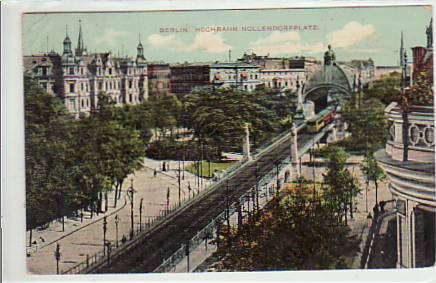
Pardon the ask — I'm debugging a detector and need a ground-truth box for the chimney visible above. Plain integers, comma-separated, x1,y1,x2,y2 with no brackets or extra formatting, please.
411,46,426,74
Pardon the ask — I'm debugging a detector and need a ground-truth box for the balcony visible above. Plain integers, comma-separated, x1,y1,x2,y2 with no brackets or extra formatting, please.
375,103,435,207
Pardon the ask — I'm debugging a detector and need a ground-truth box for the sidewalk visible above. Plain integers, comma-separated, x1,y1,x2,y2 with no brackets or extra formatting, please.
26,158,211,274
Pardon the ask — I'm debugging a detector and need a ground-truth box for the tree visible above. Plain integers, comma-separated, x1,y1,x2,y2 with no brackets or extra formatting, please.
364,72,401,105
183,88,279,159
216,181,358,271
25,77,80,232
323,146,360,223
342,98,388,154
361,154,386,204
148,94,181,141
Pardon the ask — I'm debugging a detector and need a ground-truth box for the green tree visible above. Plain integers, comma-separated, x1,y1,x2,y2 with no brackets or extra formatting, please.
364,72,401,104
24,78,80,233
342,98,388,154
183,88,279,159
148,94,181,141
361,154,387,204
217,182,358,271
323,146,360,224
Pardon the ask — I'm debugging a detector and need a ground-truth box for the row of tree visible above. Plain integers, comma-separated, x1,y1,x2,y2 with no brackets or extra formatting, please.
25,78,149,230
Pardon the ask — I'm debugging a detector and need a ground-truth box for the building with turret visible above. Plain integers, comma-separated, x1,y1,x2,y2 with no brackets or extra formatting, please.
375,17,434,268
23,20,148,118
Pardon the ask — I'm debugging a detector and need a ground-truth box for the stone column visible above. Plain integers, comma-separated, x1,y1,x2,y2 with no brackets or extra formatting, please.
290,123,300,179
295,81,305,120
242,123,252,161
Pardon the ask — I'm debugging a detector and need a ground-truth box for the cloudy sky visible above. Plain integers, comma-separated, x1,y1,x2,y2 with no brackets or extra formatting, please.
23,6,432,66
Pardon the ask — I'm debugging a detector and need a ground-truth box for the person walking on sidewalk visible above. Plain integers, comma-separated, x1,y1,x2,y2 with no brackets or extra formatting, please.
367,213,373,228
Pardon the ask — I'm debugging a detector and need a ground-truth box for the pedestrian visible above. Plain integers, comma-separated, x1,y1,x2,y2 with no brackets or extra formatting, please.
379,200,386,213
162,162,166,172
367,213,373,228
373,203,379,218
153,168,157,178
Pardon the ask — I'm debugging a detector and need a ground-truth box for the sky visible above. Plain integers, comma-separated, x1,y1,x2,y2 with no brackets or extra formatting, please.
22,6,432,66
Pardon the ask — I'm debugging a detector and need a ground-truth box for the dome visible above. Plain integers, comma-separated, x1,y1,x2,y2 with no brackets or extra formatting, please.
63,36,71,44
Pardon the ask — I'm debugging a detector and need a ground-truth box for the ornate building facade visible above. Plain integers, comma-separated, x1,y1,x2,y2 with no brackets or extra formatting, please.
23,21,148,118
375,18,435,268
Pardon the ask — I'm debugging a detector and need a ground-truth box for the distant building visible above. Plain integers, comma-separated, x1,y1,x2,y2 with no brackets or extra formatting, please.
170,61,263,96
23,20,148,118
170,63,211,97
148,63,171,96
374,66,402,80
238,52,321,91
210,62,262,92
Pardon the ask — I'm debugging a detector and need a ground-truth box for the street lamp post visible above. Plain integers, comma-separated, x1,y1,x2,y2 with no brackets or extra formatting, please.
255,164,260,212
166,187,170,211
54,243,61,274
103,216,107,256
178,161,181,206
106,242,112,264
128,179,134,239
114,214,119,248
139,198,143,232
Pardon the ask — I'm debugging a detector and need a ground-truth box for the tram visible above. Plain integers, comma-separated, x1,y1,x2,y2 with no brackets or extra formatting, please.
306,105,337,133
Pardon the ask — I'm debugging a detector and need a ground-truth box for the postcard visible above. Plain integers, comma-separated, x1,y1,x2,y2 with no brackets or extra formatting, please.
20,5,434,275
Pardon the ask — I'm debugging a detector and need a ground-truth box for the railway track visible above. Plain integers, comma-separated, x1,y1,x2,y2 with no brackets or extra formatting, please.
92,128,320,273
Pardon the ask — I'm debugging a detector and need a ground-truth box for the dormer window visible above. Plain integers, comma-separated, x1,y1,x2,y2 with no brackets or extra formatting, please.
109,68,112,75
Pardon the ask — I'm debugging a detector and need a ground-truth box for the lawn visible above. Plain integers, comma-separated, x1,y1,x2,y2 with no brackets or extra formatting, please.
185,160,236,178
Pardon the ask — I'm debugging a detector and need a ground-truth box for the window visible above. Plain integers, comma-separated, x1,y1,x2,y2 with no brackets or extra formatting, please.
105,81,108,90
109,68,112,75
98,82,103,90
85,83,88,92
69,68,74,75
129,93,133,102
81,83,84,91
69,83,74,93
128,80,133,89
81,100,84,108
42,67,47,76
81,68,84,75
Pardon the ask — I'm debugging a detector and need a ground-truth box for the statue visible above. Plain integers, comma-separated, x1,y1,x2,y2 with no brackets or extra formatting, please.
324,44,336,65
